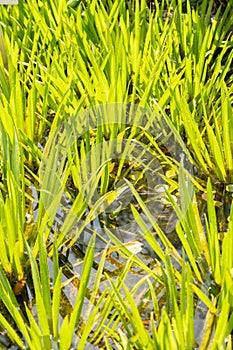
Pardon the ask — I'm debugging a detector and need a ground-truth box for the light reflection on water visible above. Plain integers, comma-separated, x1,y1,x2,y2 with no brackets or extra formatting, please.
1,182,211,349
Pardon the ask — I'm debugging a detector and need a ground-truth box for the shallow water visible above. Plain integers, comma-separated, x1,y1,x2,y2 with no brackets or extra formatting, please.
0,179,225,349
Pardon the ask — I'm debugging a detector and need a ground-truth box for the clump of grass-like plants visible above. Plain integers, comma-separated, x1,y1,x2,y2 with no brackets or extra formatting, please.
0,0,232,349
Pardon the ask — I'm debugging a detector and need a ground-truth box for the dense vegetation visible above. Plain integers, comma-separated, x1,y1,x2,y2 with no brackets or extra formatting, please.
0,0,232,349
